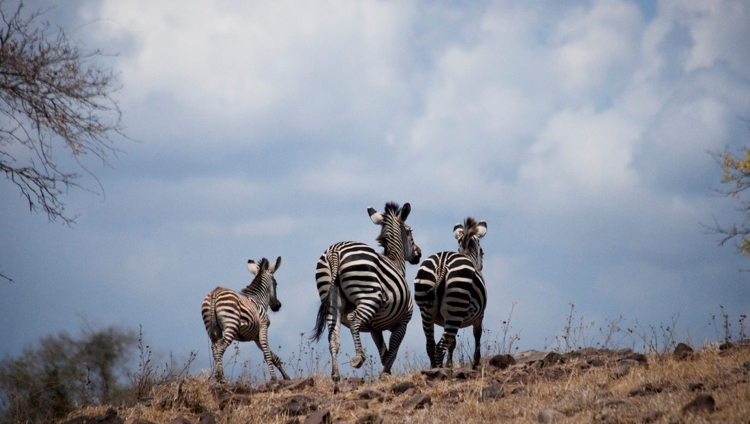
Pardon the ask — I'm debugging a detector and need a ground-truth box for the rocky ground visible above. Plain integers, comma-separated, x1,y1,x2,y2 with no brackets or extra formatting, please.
62,341,750,424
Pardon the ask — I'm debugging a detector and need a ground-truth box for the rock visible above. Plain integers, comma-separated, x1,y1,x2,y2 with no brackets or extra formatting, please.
285,377,315,391
168,417,193,424
642,410,662,423
454,368,479,379
538,408,565,423
63,408,124,424
389,381,415,395
674,342,694,359
358,389,385,402
421,368,449,381
587,358,605,367
514,350,562,367
197,412,219,424
402,393,431,410
488,354,516,369
354,413,383,424
303,408,331,424
278,395,318,416
688,381,704,391
628,383,662,397
623,353,648,365
609,364,630,379
616,359,640,367
219,393,253,410
334,377,364,394
132,420,157,424
479,382,505,401
681,394,716,414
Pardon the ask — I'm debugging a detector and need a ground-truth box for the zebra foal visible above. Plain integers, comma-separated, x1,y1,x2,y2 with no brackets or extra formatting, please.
201,256,289,383
312,202,421,381
414,217,487,370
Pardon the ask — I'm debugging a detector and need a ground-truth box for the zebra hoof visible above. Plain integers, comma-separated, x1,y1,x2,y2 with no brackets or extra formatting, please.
350,354,365,369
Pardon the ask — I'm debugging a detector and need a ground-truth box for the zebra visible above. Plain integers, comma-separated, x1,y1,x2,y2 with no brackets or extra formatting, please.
413,217,487,370
311,202,422,381
201,256,290,383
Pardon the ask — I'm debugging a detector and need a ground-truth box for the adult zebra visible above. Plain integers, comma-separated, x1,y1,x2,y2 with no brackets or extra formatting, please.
201,256,290,383
312,202,421,381
414,217,487,370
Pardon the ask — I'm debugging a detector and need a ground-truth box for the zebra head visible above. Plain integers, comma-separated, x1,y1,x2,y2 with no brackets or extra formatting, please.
247,256,283,312
454,218,487,271
368,202,422,266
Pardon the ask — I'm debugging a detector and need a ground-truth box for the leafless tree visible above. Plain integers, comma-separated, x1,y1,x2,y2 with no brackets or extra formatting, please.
0,1,126,282
0,1,125,224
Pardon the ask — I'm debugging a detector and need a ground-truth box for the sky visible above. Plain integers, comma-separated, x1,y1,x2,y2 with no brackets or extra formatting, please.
1,0,749,380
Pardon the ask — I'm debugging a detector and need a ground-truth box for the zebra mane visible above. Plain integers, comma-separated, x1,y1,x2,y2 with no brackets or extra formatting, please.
459,217,480,250
384,202,401,215
375,202,402,249
241,258,269,297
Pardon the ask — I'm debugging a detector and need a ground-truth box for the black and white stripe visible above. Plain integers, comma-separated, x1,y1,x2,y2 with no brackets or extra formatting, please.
201,256,290,382
312,202,422,381
414,218,487,370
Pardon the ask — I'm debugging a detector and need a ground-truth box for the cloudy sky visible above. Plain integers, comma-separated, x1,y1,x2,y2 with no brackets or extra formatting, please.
2,0,749,379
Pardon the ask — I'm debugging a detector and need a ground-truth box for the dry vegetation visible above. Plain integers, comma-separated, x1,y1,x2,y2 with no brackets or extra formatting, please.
61,341,750,424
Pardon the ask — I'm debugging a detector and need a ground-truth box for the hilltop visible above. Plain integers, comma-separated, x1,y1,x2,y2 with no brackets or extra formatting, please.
60,341,750,424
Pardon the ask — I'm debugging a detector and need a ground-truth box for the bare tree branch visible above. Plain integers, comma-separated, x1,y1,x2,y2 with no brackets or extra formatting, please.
0,0,126,226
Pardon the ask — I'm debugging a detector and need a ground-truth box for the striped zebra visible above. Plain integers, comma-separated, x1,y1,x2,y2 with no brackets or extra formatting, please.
311,202,421,381
414,217,487,370
201,256,290,383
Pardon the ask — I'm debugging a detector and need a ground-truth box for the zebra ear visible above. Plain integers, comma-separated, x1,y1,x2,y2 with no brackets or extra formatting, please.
476,220,487,238
247,259,260,275
400,203,411,221
368,207,384,225
453,223,464,240
269,256,282,273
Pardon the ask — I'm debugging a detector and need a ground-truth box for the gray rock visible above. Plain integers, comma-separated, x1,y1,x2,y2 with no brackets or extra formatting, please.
358,389,385,402
609,364,630,379
402,393,431,410
389,381,415,395
168,417,193,424
488,354,516,369
681,394,716,414
421,368,449,381
197,412,219,424
354,413,383,424
303,408,331,424
538,408,565,423
279,395,318,416
63,408,124,424
674,342,694,359
688,381,704,391
284,377,315,392
479,382,505,401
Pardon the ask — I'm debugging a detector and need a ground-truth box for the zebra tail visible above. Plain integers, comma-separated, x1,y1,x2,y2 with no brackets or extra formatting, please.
311,251,340,342
311,289,330,342
209,293,223,341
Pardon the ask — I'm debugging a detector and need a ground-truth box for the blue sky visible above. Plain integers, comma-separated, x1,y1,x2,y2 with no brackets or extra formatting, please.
1,0,749,379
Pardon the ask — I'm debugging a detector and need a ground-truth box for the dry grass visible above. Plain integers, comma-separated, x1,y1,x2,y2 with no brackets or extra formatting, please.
59,343,750,424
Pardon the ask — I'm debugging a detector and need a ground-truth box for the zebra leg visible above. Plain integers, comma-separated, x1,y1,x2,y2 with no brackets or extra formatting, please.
256,324,280,381
472,321,483,370
435,323,459,370
381,309,412,375
327,285,345,382
211,340,229,382
347,302,379,369
270,350,290,380
371,331,388,366
420,310,438,368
